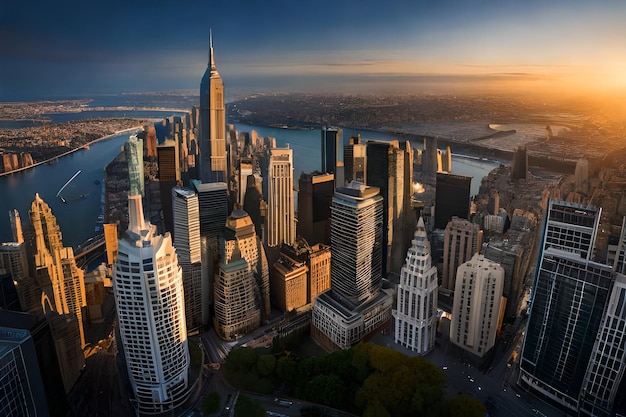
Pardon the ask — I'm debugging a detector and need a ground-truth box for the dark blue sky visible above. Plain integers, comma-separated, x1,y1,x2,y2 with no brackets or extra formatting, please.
2,0,625,100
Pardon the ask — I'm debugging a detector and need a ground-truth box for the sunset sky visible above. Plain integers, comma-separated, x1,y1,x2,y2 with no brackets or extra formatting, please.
1,0,625,100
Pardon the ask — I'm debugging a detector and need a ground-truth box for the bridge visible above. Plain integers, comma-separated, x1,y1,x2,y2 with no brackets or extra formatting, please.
75,234,106,260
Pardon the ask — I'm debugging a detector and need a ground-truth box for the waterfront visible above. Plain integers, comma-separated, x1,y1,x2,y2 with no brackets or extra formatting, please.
0,119,500,248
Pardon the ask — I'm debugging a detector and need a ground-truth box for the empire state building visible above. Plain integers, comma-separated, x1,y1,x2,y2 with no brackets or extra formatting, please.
199,31,227,184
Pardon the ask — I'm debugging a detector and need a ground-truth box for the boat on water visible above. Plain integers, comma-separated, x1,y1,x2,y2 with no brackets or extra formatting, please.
56,170,82,201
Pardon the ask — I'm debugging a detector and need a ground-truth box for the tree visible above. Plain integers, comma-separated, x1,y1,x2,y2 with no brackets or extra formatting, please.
256,354,277,377
235,395,265,417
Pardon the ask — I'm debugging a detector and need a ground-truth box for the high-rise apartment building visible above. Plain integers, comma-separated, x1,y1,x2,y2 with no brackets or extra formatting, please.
311,182,394,351
267,147,295,247
450,253,504,358
441,217,482,292
214,209,269,340
113,195,190,415
198,32,227,183
124,134,144,197
519,200,614,413
393,217,438,354
279,239,331,304
29,194,87,351
172,186,204,330
297,172,334,246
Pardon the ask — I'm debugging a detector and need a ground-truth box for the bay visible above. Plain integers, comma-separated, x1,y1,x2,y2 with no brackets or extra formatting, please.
0,118,500,248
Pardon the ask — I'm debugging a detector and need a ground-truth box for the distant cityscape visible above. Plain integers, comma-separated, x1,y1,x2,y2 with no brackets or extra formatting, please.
2,33,626,417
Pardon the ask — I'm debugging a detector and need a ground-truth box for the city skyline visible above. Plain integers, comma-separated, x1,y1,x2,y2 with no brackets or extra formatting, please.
2,1,626,100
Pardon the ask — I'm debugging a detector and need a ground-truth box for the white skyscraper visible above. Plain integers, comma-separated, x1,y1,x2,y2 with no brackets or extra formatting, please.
393,217,438,354
267,146,295,247
450,253,504,358
172,186,204,330
113,195,190,415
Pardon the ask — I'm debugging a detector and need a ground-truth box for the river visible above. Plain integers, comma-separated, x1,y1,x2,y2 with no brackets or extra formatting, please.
0,117,500,248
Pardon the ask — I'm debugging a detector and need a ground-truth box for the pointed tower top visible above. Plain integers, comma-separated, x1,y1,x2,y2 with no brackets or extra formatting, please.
209,29,216,70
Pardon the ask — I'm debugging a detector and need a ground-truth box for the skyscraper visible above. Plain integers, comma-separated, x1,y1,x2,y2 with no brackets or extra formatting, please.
198,31,227,183
113,195,190,414
321,127,344,187
344,134,366,184
311,182,394,351
267,147,295,247
450,253,504,358
297,172,334,246
172,186,204,330
519,200,614,413
29,194,87,349
366,140,412,274
434,172,472,230
157,141,180,234
214,209,269,339
441,217,482,292
124,134,144,197
393,217,438,354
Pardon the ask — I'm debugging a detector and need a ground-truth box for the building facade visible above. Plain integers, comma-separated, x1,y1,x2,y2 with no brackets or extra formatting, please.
393,217,438,354
124,134,144,197
311,182,393,351
450,253,504,358
267,147,295,247
113,195,190,415
519,200,614,413
172,187,204,330
198,32,227,183
297,172,334,246
441,217,482,292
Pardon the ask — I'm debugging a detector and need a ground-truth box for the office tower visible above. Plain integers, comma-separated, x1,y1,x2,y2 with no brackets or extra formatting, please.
0,324,50,416
191,180,228,238
198,31,227,183
214,209,269,339
29,194,86,349
450,253,504,357
579,273,626,417
614,216,626,274
421,136,438,185
511,146,528,181
311,182,394,351
271,247,308,313
242,174,266,239
124,134,144,197
9,208,24,243
238,159,253,206
297,172,334,246
575,159,589,194
366,140,412,274
280,239,331,304
344,134,366,184
393,217,438,354
434,172,472,230
157,141,180,234
113,195,190,415
321,126,343,186
267,147,295,247
441,217,482,292
482,230,534,319
0,241,32,310
519,200,614,413
0,310,68,417
172,186,204,330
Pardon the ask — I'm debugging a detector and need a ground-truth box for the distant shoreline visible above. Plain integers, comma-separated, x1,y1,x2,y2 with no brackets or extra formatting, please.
0,126,142,177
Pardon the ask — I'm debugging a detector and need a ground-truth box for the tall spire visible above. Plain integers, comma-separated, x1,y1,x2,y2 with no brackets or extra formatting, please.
209,28,216,70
